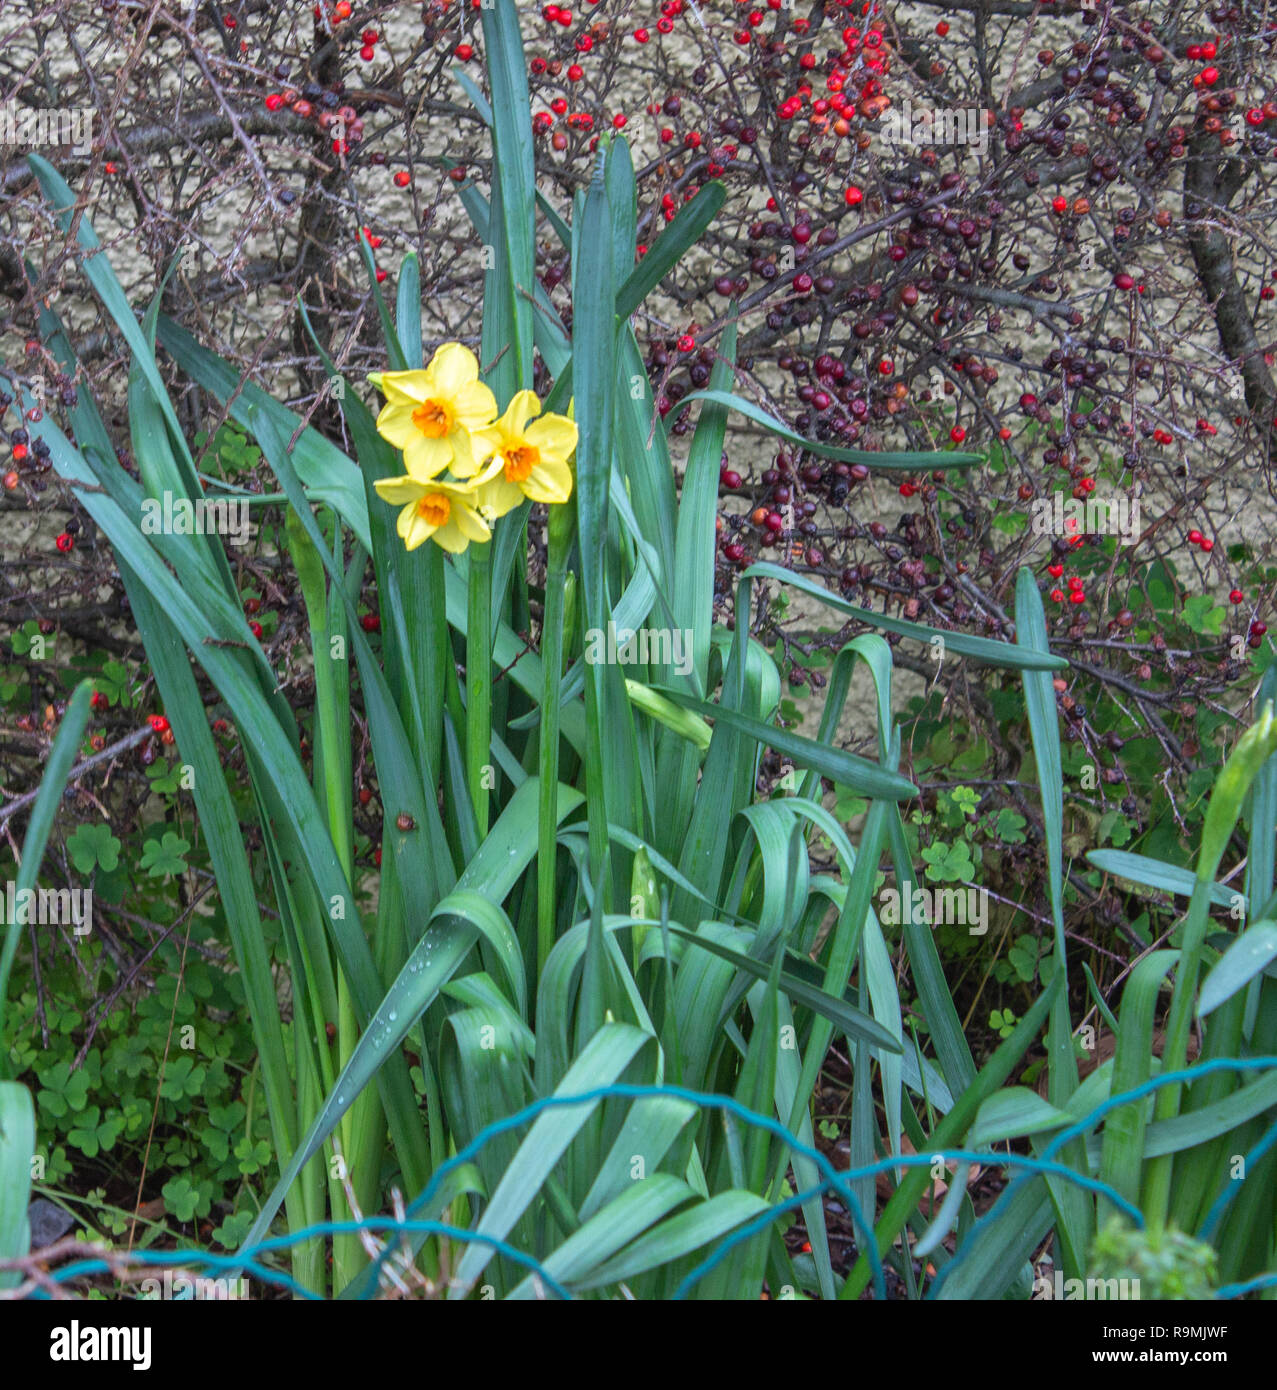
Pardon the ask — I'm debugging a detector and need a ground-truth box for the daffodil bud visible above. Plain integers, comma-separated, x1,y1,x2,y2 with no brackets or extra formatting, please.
560,572,577,673
623,679,712,752
629,844,660,959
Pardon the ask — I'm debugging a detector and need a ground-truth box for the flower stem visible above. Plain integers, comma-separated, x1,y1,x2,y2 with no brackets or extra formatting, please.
467,540,493,839
538,525,571,977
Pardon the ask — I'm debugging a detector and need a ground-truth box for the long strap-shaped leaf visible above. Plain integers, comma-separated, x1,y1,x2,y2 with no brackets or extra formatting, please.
450,1022,655,1296
479,0,535,392
1014,566,1091,1276
744,561,1068,670
669,388,984,468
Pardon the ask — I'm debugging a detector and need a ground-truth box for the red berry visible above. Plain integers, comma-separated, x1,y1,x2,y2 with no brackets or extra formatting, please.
633,27,649,42
1113,272,1135,291
361,613,380,632
949,426,966,443
1052,196,1068,214
844,185,863,206
935,21,949,36
249,620,264,638
264,94,285,111
1230,589,1245,604
567,64,583,81
613,113,627,129
1200,538,1214,552
359,45,375,61
1050,589,1065,603
393,170,411,187
1201,66,1219,86
1069,591,1086,605
149,715,170,733
878,359,894,375
1187,529,1203,545
677,334,696,352
55,532,74,553
455,43,474,60
1047,563,1064,578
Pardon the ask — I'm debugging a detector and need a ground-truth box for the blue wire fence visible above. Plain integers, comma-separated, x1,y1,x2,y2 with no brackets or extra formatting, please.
22,1058,1277,1301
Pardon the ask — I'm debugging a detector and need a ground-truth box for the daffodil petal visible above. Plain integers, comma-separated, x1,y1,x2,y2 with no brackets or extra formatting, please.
454,379,500,429
398,503,436,550
526,413,578,459
431,518,473,553
501,389,542,437
375,475,427,505
426,342,479,397
475,476,524,519
524,457,573,505
445,427,484,478
375,402,423,448
377,369,433,405
454,505,493,543
401,435,454,480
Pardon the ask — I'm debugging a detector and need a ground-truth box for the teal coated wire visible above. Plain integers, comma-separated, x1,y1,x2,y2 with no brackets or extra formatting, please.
1196,1115,1277,1241
21,1061,1277,1301
929,1056,1277,1299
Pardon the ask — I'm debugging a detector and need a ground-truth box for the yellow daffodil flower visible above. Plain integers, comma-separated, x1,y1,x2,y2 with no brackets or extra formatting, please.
372,343,497,480
372,474,492,554
470,389,577,515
